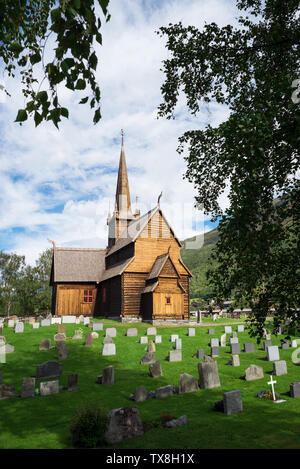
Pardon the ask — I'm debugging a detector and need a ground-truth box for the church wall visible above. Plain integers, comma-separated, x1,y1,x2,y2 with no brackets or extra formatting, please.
97,276,122,317
54,283,97,316
122,272,148,318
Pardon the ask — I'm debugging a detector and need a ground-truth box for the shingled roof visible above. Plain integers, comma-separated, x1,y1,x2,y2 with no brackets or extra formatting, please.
52,247,106,283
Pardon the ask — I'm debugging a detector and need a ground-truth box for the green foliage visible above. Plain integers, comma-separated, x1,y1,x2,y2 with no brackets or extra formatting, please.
0,0,111,127
69,401,107,448
158,0,300,337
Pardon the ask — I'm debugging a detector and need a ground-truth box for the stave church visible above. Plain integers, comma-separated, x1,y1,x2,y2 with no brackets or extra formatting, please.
50,135,192,323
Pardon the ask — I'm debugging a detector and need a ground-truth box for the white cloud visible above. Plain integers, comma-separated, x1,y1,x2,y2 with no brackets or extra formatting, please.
0,0,235,264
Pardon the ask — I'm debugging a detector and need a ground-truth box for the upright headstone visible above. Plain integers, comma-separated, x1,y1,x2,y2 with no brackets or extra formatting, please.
155,335,162,344
223,390,243,415
105,407,144,444
8,320,14,328
102,366,114,385
188,328,195,337
32,323,40,329
139,336,148,344
198,356,221,389
211,346,219,358
267,345,280,362
15,322,24,333
62,315,76,324
245,364,264,381
224,326,232,334
210,338,219,347
146,327,157,336
149,361,162,378
244,343,255,353
170,334,179,342
197,349,205,359
84,333,93,346
105,328,116,338
290,381,300,398
155,385,174,399
175,338,182,350
39,339,51,351
83,317,90,325
36,361,62,379
134,385,147,402
179,373,199,394
273,360,287,376
93,323,103,331
169,350,182,362
68,373,78,391
40,380,59,396
237,325,245,333
230,343,241,354
41,319,50,327
126,328,138,337
21,378,35,398
102,343,116,356
208,329,215,335
230,337,239,345
140,351,156,364
264,340,272,351
220,334,227,347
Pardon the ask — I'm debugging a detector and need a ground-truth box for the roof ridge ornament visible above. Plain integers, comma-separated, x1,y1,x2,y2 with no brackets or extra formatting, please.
157,191,162,207
47,239,56,249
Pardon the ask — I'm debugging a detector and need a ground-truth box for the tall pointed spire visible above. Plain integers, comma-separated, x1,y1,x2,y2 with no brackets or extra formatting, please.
114,129,132,217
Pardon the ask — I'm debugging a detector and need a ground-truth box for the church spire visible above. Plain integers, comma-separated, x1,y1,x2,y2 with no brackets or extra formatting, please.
114,129,132,217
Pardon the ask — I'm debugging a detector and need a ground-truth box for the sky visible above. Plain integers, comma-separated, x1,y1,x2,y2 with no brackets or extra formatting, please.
0,0,240,265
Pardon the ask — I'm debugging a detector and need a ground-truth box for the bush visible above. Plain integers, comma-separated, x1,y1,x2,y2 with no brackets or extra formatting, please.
69,401,107,448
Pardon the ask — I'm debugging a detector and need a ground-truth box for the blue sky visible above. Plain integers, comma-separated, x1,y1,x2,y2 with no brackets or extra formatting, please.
0,0,238,264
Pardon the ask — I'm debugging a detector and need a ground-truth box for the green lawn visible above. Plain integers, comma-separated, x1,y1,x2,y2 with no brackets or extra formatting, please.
0,320,300,449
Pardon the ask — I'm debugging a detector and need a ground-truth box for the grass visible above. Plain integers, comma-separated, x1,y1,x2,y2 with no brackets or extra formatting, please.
0,319,300,449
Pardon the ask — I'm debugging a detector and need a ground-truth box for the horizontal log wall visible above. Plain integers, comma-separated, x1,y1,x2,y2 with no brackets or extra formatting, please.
122,272,148,317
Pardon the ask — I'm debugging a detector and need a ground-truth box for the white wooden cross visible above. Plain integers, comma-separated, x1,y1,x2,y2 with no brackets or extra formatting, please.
268,375,277,401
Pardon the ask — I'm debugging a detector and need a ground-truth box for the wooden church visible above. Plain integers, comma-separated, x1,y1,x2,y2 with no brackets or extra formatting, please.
50,136,192,322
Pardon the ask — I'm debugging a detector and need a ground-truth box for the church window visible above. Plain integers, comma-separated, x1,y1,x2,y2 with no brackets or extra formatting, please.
83,289,93,303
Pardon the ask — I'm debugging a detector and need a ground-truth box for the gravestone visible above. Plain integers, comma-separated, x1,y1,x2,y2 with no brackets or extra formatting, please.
224,326,232,334
223,390,243,415
140,351,156,364
73,331,83,340
0,336,6,345
134,385,147,402
230,337,239,345
41,319,51,327
84,333,93,346
210,338,219,347
140,337,148,344
102,366,114,385
15,322,24,333
237,325,245,333
155,335,162,344
40,380,59,396
149,361,162,378
51,318,61,325
267,345,280,361
179,373,199,394
0,384,16,398
231,355,240,366
57,343,69,360
93,323,103,331
2,344,14,353
36,361,62,379
105,407,144,444
103,336,113,344
169,350,182,362
273,360,287,376
211,346,219,358
146,327,156,336
290,381,300,398
230,343,241,354
147,340,156,353
245,364,264,381
39,339,51,351
220,334,227,347
281,342,289,350
244,343,255,353
170,334,179,342
264,340,272,351
78,315,84,323
126,328,138,336
102,343,116,356
232,331,238,338
175,338,182,350
62,316,76,324
208,329,215,335
21,378,35,398
54,333,66,342
8,320,14,328
105,328,117,338
83,317,90,325
58,325,66,334
292,340,298,348
155,385,174,399
198,356,221,389
197,349,205,359
188,328,195,337
68,373,78,391
33,323,40,329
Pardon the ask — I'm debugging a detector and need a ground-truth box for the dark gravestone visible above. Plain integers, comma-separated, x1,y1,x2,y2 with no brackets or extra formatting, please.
244,343,255,353
39,339,51,351
84,333,93,346
0,384,16,399
68,373,78,391
21,378,35,398
102,366,114,385
36,361,62,379
134,385,148,402
211,346,219,357
223,390,243,415
105,407,144,445
290,381,300,398
149,361,162,378
230,343,241,354
197,349,205,359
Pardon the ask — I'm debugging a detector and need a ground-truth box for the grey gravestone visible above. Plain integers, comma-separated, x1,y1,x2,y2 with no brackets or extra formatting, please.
83,317,90,325
93,323,103,331
210,338,219,347
134,385,147,402
208,329,215,335
147,341,156,353
244,343,255,353
36,361,62,379
149,361,162,378
105,328,116,338
146,327,156,336
102,343,116,356
197,349,205,359
15,322,24,333
223,390,243,415
103,336,113,344
8,320,14,328
39,339,51,351
84,333,93,346
290,381,300,398
140,337,148,344
231,355,240,366
224,326,232,334
21,378,35,398
188,328,195,336
230,337,239,345
40,380,59,396
175,338,182,350
102,366,114,385
169,350,182,362
273,360,287,376
267,345,280,361
230,343,241,354
126,328,138,336
155,385,174,399
165,415,188,428
68,373,78,391
179,373,199,394
105,407,144,444
57,343,69,360
140,351,156,364
198,356,221,389
281,342,290,350
245,364,264,381
0,384,16,398
264,340,272,351
155,335,162,344
41,319,50,327
211,346,219,358
237,325,245,333
62,315,76,324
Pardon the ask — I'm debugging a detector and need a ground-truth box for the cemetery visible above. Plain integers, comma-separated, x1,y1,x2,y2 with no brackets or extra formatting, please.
0,317,300,449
